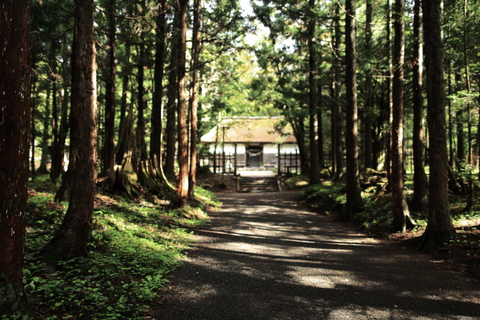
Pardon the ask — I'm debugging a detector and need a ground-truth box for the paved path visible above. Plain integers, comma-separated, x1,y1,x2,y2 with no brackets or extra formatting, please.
155,192,480,319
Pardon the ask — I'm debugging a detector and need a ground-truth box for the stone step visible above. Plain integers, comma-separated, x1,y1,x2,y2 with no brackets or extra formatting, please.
237,176,280,193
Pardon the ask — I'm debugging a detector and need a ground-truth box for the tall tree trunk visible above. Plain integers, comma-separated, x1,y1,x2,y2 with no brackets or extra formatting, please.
135,0,148,167
344,0,363,220
51,43,71,184
44,0,98,262
134,0,152,190
419,0,455,252
455,72,465,167
461,0,474,210
189,0,202,196
317,85,324,168
308,0,320,185
165,8,180,179
411,0,428,211
384,0,394,177
31,80,37,177
332,3,343,181
364,0,374,171
176,0,189,207
150,0,167,168
38,83,51,173
463,0,472,166
447,66,454,167
50,39,60,179
391,0,414,231
0,0,34,316
135,39,149,178
103,0,116,173
116,41,131,166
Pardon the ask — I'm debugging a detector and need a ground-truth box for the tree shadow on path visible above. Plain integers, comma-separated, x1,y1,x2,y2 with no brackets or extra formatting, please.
154,192,480,320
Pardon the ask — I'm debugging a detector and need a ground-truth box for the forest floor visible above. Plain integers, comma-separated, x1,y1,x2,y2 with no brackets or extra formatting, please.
153,189,480,319
23,172,480,319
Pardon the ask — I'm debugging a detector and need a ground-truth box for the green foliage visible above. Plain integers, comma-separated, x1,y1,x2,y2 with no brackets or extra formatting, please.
301,181,344,210
23,176,215,319
300,176,429,236
284,175,309,190
0,284,33,320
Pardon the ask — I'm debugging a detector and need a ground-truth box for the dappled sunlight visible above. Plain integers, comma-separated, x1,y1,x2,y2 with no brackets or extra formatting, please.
157,192,480,319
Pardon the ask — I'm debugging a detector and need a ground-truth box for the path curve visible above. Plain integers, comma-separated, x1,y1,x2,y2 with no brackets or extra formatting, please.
155,192,480,319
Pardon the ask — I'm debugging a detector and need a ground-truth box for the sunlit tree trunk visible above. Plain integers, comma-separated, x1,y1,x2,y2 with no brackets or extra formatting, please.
176,0,189,207
189,0,202,197
0,0,34,316
391,0,414,231
344,0,363,220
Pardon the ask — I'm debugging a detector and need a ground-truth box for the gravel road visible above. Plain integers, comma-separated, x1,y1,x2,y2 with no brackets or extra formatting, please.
154,191,480,320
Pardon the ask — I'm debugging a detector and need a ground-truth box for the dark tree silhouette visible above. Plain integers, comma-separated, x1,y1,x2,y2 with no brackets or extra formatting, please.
44,0,98,262
0,0,34,316
419,0,455,251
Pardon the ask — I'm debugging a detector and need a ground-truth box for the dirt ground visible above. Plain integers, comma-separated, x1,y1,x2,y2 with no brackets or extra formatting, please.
153,191,480,320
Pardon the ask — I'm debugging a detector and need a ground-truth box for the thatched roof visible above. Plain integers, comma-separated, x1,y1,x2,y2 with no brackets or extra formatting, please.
200,117,297,144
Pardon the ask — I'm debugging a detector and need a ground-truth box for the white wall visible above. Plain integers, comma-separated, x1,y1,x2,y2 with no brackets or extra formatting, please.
208,143,245,154
208,143,297,154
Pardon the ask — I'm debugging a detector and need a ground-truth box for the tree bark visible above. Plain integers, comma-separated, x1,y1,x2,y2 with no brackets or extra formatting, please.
308,0,320,185
391,0,414,232
332,3,343,181
455,72,465,167
165,7,180,179
176,0,190,207
189,0,202,197
51,43,70,184
364,0,374,171
150,0,167,168
116,40,131,166
37,83,51,174
411,0,428,211
384,0,394,177
44,0,98,263
103,0,117,173
0,0,34,316
419,0,455,252
317,85,324,168
344,0,363,220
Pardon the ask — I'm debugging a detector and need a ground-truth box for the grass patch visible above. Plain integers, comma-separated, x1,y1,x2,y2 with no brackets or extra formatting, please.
22,174,217,320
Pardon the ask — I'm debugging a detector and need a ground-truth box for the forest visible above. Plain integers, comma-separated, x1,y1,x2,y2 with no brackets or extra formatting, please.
1,0,480,318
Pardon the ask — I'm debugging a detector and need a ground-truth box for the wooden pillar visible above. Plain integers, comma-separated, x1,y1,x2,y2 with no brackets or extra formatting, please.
234,143,238,175
278,144,282,175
